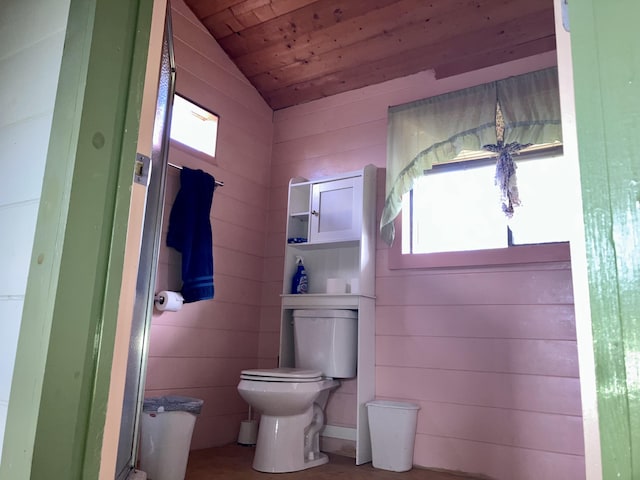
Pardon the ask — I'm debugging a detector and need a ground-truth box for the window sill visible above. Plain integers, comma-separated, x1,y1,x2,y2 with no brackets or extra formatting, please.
388,241,571,270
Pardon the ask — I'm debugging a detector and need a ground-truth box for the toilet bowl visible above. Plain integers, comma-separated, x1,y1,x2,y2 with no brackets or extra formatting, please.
237,309,358,473
237,368,339,473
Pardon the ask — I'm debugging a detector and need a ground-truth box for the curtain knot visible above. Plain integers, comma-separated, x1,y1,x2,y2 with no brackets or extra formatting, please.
483,141,531,217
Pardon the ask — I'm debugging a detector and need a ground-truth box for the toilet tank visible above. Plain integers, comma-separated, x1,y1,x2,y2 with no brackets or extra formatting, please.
293,309,358,378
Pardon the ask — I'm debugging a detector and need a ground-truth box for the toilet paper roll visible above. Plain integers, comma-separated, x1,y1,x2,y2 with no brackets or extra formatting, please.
326,278,347,294
155,290,184,312
349,278,360,294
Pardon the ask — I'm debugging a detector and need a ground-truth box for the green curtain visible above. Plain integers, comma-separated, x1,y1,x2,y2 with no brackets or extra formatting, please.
500,67,562,144
380,67,562,246
380,82,497,245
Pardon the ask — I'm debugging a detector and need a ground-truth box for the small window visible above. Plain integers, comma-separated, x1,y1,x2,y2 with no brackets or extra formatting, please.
170,94,219,158
402,148,571,255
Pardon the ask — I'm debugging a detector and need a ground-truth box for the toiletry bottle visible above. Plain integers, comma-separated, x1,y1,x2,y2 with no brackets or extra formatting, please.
291,256,308,294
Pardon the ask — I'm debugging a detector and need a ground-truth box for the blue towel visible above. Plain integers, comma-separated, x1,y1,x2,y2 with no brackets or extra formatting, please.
166,167,216,303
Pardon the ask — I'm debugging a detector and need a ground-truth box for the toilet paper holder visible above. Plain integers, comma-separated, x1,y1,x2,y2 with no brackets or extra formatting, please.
154,290,184,312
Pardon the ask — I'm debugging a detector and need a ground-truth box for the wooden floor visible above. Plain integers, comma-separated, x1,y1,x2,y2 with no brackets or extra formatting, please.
185,444,484,480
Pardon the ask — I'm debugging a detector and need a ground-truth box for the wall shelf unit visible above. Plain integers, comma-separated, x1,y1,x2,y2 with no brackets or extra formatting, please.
279,165,377,465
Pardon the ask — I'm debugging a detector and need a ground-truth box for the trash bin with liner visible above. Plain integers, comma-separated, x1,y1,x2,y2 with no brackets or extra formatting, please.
138,395,204,480
366,400,420,472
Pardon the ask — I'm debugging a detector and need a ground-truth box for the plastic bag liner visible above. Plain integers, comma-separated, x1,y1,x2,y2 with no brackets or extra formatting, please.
142,395,204,415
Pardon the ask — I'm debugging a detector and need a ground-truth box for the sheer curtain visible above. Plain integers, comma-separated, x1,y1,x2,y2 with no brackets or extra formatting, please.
380,67,562,246
500,67,562,145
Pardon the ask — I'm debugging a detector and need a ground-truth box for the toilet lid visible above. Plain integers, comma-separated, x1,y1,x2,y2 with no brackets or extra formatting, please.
240,367,323,382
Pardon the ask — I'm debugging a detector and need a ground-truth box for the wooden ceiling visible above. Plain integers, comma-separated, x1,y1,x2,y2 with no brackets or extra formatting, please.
183,0,556,110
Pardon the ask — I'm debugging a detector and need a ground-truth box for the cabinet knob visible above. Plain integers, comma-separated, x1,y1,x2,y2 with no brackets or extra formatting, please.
311,210,319,216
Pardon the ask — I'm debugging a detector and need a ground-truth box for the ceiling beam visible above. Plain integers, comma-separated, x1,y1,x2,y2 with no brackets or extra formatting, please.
434,35,557,79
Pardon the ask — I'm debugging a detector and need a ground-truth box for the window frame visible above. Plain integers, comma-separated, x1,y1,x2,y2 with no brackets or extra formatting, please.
388,146,571,270
169,93,220,161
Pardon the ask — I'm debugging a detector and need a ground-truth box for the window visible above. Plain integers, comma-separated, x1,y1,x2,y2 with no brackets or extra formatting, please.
401,147,571,255
170,94,219,158
381,67,563,248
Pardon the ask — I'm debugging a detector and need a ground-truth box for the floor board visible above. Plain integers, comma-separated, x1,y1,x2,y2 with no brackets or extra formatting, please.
185,444,485,479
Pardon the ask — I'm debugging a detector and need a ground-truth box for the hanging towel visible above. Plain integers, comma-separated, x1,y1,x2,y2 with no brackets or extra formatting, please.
167,167,216,303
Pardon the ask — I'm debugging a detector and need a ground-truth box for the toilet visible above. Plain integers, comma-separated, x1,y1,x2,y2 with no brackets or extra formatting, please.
237,309,358,473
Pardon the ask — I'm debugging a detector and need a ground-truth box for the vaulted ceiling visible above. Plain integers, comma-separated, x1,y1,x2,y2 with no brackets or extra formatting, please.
183,0,556,110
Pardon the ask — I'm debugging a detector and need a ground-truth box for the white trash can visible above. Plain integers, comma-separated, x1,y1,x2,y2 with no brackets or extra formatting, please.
366,400,420,472
138,396,204,480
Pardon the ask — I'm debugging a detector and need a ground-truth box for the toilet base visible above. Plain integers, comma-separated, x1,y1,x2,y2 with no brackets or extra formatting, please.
237,375,339,473
253,449,329,473
302,452,330,470
252,411,328,473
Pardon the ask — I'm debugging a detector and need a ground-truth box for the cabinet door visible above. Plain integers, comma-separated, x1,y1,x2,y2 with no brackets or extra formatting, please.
310,176,362,243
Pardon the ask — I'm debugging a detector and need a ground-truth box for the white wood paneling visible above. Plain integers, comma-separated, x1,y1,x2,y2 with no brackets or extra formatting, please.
0,0,70,461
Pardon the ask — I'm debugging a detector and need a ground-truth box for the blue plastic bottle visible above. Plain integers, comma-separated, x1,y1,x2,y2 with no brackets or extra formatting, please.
290,256,308,294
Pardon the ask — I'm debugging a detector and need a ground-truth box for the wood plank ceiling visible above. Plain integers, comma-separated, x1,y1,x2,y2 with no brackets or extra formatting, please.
183,0,556,110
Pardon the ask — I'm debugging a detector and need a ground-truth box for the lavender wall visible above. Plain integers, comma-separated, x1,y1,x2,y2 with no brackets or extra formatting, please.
144,4,585,477
145,0,273,449
268,53,585,479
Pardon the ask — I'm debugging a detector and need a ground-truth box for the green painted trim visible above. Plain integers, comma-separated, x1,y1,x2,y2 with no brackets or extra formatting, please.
79,0,155,476
569,1,640,478
0,0,154,478
0,0,94,477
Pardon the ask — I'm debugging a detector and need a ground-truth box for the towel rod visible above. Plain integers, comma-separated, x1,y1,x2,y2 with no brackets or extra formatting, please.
168,162,224,187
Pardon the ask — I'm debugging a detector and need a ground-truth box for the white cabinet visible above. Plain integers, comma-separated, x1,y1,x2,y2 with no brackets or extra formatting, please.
310,175,362,243
279,165,377,465
286,173,363,246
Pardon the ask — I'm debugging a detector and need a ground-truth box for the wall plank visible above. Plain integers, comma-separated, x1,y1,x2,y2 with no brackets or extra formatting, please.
377,366,582,416
376,304,577,340
377,336,579,377
413,434,585,480
414,400,584,455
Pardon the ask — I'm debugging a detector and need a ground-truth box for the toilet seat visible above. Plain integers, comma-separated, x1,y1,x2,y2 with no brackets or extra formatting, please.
240,367,323,382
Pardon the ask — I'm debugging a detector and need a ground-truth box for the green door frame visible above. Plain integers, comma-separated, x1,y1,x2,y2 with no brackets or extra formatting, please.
569,1,640,479
0,0,154,478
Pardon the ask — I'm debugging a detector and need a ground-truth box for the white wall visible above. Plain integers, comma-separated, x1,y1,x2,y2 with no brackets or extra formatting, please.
0,0,70,458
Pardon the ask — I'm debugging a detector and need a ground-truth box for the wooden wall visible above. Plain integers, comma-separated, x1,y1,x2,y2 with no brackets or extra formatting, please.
0,0,70,461
145,0,273,449
269,51,586,479
376,258,583,478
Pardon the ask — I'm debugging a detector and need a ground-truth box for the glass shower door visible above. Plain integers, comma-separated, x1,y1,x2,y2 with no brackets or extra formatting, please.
115,6,175,479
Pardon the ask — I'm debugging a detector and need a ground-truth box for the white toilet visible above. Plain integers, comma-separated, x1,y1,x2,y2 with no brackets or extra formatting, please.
237,309,358,473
